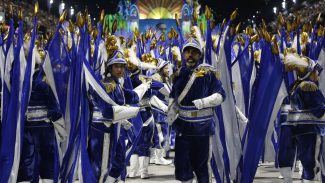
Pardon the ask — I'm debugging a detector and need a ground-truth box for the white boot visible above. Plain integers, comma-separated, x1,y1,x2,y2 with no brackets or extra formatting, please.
279,167,293,183
155,148,172,165
139,156,150,179
302,180,315,183
128,154,139,178
298,161,303,176
181,179,193,183
149,148,157,164
41,180,54,183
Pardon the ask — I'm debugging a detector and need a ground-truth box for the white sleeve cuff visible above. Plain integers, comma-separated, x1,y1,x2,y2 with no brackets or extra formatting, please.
150,95,168,112
112,106,140,121
200,93,224,108
133,82,149,101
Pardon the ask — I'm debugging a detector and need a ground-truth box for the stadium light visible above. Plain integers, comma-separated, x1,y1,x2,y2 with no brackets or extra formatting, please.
59,1,65,14
50,0,53,5
60,2,65,10
70,6,74,16
282,1,286,9
273,7,277,14
292,0,296,3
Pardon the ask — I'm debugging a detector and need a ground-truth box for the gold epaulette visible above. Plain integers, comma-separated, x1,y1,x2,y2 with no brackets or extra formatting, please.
103,79,116,93
139,75,147,83
151,73,163,82
194,66,213,77
299,81,318,92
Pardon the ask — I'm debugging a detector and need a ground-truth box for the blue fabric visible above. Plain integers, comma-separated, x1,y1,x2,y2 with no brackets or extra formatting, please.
122,73,143,163
240,41,284,183
174,135,211,183
88,124,114,181
60,25,83,183
290,83,325,118
238,44,253,116
17,123,58,182
278,125,317,180
133,110,154,157
153,122,169,148
108,128,127,180
0,20,23,182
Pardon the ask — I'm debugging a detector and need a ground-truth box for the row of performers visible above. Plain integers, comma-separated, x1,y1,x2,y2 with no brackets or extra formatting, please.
0,10,324,183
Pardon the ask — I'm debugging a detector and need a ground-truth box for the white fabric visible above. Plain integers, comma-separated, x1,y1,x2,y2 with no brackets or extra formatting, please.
98,41,108,77
133,82,150,101
43,52,59,103
177,72,197,104
149,148,157,164
41,179,54,183
263,81,287,162
318,47,325,95
167,98,178,125
128,154,139,178
192,93,223,110
302,180,315,183
150,95,168,112
138,156,150,179
120,120,133,130
158,83,171,97
155,149,172,165
232,59,246,116
105,176,117,183
112,105,140,121
181,179,193,183
9,46,28,183
83,62,117,105
0,46,4,122
235,105,248,124
100,133,110,183
155,123,164,146
52,117,68,142
4,44,14,91
213,29,242,180
279,167,292,183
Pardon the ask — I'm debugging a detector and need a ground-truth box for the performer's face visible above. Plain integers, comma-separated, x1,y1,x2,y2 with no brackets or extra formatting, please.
183,47,201,69
111,64,125,78
161,65,169,77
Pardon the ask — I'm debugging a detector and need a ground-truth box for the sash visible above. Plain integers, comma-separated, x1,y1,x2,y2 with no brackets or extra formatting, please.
177,72,197,104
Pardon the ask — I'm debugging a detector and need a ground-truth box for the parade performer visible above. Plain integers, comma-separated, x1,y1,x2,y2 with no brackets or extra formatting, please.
168,36,225,183
278,53,325,183
151,58,173,165
88,46,150,182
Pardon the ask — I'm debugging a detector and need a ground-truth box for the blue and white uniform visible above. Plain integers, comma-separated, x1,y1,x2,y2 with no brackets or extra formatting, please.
17,70,63,183
170,64,225,183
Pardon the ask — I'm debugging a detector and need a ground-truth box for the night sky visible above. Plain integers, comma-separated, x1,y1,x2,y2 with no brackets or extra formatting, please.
39,0,307,24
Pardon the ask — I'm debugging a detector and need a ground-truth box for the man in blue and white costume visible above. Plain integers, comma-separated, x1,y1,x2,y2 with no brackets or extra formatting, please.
278,53,325,183
88,48,150,183
168,36,225,183
17,47,67,183
151,58,173,165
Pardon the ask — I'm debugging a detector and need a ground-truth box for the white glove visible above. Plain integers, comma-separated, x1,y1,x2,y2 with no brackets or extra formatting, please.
133,82,150,101
52,117,68,142
235,106,248,124
192,99,204,110
112,105,140,121
150,95,168,112
120,120,133,130
192,93,223,109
